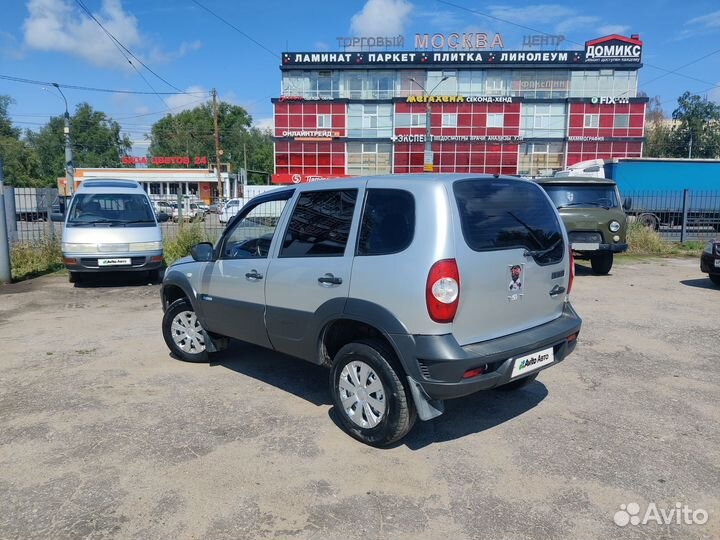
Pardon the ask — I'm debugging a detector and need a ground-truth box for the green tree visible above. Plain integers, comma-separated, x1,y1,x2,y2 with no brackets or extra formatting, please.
27,102,131,185
670,91,720,158
644,121,674,158
0,95,42,186
147,101,272,184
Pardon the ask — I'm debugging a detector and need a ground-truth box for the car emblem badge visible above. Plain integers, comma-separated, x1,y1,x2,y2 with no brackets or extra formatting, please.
508,264,524,301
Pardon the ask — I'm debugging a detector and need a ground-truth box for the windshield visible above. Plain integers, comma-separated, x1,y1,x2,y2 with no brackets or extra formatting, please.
67,193,156,226
543,185,619,209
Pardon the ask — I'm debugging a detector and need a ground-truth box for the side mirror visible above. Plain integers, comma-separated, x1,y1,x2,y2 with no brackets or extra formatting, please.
190,242,214,262
50,213,65,222
156,211,170,223
622,197,632,211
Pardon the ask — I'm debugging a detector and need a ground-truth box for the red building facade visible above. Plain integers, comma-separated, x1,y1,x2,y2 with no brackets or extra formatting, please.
272,35,646,183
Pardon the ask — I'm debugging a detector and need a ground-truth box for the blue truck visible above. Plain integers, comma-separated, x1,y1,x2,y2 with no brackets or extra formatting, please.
558,158,720,231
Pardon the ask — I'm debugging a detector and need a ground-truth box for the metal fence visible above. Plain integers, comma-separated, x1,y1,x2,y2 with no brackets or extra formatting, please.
3,187,62,244
622,189,720,242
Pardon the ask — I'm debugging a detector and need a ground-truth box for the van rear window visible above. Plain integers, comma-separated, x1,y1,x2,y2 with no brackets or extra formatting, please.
453,179,564,264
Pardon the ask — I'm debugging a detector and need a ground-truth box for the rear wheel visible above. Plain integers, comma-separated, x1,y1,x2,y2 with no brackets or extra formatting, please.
591,252,613,275
499,373,538,391
710,274,720,287
330,339,416,447
638,213,659,230
162,298,209,362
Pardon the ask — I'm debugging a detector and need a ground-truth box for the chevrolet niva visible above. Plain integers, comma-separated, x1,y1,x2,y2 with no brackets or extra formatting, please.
160,174,582,446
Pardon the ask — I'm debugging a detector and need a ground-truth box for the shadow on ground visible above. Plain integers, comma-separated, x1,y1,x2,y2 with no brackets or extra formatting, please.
213,341,548,448
680,278,717,290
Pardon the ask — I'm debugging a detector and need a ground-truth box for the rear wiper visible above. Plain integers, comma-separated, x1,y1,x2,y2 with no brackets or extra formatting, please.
524,238,562,259
557,202,610,209
506,211,544,249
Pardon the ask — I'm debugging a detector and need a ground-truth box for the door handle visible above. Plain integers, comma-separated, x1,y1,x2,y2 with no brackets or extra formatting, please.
549,284,566,297
245,270,263,280
318,273,342,286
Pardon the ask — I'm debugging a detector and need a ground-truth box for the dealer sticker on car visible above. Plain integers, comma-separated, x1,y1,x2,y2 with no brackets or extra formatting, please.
511,347,554,378
98,258,131,266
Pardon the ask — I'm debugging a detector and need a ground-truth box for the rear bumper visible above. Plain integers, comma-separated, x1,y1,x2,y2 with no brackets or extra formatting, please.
63,251,163,273
700,252,720,274
392,303,582,401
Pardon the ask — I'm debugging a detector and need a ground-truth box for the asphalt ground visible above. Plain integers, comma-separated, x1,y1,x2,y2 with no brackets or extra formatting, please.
0,258,718,539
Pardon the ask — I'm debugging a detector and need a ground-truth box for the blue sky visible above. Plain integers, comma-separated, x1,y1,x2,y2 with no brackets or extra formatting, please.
2,0,720,154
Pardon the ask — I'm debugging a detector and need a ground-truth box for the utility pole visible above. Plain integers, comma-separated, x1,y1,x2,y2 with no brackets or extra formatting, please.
410,76,448,173
0,158,12,283
52,83,74,196
688,132,693,159
242,142,248,197
211,88,223,200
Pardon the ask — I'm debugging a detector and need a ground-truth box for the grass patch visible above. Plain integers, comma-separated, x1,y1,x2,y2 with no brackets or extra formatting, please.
10,238,63,281
621,222,704,259
163,222,211,266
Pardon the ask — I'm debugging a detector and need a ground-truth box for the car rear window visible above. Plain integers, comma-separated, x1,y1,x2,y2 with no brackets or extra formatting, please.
453,178,564,264
357,189,415,256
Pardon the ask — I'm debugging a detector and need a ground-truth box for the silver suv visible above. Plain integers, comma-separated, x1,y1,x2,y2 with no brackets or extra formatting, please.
160,175,582,446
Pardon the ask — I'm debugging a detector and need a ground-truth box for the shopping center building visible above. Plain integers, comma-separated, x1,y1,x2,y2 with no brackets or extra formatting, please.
271,34,646,183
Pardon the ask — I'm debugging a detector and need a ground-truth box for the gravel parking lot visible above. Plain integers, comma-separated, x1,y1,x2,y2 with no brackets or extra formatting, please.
0,259,718,540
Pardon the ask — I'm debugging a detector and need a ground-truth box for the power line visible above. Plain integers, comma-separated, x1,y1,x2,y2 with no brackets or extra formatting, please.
189,0,279,59
0,74,209,96
73,0,186,95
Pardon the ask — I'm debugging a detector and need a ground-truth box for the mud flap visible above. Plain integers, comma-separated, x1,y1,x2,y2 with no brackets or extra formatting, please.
407,376,445,421
203,331,229,353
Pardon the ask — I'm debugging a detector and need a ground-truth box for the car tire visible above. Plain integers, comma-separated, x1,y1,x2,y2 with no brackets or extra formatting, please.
498,373,538,391
591,252,613,275
710,274,720,287
330,339,416,447
162,298,210,363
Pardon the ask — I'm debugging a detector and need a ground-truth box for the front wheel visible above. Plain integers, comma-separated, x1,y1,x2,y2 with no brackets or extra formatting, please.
710,274,720,287
330,340,416,447
162,298,209,362
591,252,613,275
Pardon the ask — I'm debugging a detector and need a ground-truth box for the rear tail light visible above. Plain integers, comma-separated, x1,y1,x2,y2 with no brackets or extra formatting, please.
567,247,575,295
426,259,460,323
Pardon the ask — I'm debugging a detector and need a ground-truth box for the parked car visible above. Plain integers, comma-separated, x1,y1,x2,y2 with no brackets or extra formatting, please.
218,198,242,224
701,238,720,286
159,175,581,446
153,200,173,214
59,179,164,283
172,203,206,222
535,176,628,275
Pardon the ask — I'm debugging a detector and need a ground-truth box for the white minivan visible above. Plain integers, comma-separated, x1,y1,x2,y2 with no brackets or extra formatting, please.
60,180,165,283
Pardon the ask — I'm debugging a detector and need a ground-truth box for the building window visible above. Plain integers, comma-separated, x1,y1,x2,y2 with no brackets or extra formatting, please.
614,114,630,128
458,70,485,95
149,183,161,195
570,70,638,98
396,112,426,128
485,71,511,96
442,113,458,128
486,113,504,128
520,103,566,138
168,183,179,195
584,114,600,128
317,114,332,129
346,142,392,176
427,70,458,95
518,142,565,177
398,71,425,97
512,70,569,98
348,104,392,138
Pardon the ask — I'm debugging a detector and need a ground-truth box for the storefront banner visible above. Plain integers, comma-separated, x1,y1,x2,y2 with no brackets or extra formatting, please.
272,173,350,185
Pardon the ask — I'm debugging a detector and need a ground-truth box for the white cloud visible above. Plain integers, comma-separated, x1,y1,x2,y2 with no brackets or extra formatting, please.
22,0,200,69
314,41,329,51
597,25,631,36
350,0,412,36
254,117,273,131
164,85,210,112
686,9,720,29
414,9,463,31
487,4,574,25
554,16,600,35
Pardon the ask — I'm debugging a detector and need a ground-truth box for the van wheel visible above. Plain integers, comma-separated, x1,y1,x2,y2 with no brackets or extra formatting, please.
162,298,209,362
330,340,416,447
591,252,613,275
499,373,538,391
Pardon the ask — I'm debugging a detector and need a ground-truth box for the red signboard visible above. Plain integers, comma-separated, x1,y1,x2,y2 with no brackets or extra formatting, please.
272,173,350,185
121,155,208,166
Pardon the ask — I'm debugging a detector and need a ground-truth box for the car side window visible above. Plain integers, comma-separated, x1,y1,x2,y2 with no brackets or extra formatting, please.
357,189,415,256
222,199,288,259
280,189,358,258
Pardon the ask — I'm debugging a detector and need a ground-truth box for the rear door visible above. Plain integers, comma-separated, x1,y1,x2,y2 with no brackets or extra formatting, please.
450,178,568,346
264,183,364,360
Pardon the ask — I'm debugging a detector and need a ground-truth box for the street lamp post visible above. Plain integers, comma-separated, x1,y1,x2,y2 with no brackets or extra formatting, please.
410,76,448,173
51,83,74,196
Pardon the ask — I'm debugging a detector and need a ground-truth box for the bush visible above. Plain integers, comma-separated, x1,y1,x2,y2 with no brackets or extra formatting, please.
626,222,672,255
10,239,63,281
163,223,210,266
